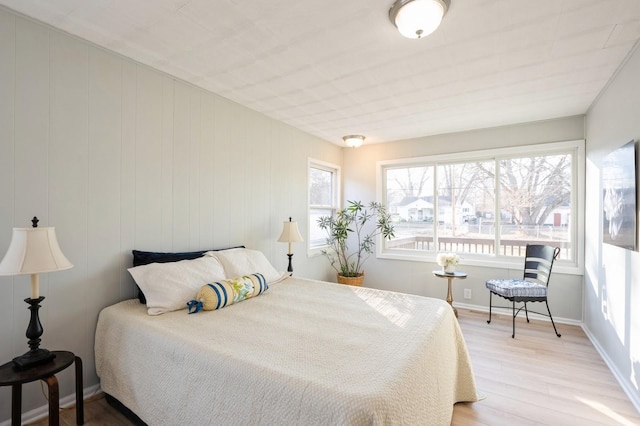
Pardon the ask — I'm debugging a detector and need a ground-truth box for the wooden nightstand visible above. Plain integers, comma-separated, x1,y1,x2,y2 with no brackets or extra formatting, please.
0,351,84,426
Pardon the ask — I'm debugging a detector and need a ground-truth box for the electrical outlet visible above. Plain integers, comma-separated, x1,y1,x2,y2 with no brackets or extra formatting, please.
464,289,472,299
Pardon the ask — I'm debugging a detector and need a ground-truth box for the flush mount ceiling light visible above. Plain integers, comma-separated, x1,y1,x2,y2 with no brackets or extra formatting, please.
343,135,365,148
389,0,450,39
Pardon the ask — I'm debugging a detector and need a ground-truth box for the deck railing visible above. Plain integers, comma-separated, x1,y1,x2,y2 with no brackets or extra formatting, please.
386,236,570,259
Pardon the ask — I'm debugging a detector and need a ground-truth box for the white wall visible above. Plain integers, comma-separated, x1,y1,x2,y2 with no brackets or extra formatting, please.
0,8,340,422
342,116,586,321
4,1,639,420
585,42,640,410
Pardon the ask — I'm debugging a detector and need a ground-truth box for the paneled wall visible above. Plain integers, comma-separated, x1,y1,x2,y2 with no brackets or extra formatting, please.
0,8,341,422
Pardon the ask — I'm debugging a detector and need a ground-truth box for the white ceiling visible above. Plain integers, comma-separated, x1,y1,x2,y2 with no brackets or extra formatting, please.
2,0,640,146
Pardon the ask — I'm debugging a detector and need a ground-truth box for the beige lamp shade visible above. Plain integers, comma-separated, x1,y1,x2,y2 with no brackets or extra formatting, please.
0,227,73,275
278,220,304,244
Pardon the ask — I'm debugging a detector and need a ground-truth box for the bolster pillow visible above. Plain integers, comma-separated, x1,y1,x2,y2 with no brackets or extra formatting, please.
187,273,268,313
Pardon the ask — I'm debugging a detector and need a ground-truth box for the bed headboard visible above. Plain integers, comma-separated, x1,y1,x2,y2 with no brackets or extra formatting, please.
131,246,245,303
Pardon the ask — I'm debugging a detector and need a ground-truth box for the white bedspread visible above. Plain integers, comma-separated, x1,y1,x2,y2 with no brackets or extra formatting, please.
95,277,478,425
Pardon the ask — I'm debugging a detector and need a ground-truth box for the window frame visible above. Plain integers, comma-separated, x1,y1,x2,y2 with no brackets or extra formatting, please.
308,158,341,257
376,140,585,275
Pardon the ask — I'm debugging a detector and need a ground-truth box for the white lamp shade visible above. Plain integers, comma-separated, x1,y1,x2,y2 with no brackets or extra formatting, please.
278,220,304,243
392,0,446,39
343,135,365,148
0,227,73,275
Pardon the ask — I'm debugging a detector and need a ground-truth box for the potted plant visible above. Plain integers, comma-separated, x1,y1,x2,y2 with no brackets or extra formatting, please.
317,200,395,286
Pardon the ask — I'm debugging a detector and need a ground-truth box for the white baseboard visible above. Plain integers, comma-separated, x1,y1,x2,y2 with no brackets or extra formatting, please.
581,325,640,415
453,301,583,326
0,384,102,426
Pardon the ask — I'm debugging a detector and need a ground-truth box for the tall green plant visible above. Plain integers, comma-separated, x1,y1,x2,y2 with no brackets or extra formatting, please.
317,200,395,277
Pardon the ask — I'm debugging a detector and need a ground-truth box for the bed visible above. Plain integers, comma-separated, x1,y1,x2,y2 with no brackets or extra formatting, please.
95,248,478,425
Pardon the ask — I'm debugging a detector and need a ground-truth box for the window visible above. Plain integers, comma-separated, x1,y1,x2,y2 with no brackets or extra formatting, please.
309,159,341,254
378,140,584,272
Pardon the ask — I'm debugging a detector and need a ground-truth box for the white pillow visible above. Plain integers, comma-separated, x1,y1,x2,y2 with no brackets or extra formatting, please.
128,256,226,315
204,248,281,283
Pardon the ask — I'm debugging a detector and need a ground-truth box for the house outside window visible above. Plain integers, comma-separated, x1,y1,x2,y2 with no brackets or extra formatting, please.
309,159,341,255
377,140,584,272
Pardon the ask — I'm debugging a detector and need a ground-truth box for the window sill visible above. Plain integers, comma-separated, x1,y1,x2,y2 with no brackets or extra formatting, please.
377,251,584,276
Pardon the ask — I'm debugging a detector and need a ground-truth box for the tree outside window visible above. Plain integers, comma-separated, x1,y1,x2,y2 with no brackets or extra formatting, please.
380,143,579,264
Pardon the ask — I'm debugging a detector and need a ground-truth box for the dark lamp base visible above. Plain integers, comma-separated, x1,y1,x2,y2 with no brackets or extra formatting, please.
13,348,56,370
286,253,294,273
13,296,56,370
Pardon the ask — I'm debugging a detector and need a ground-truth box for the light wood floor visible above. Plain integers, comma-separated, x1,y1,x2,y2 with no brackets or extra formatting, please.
452,309,640,425
26,309,640,426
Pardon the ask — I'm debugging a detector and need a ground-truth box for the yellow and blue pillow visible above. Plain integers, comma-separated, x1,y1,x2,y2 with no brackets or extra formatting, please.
187,273,268,313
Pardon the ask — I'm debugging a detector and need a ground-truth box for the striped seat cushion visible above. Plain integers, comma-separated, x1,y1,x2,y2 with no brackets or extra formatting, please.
485,279,547,298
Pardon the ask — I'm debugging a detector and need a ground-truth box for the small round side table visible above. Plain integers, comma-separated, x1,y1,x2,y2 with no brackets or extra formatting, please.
432,270,468,317
0,351,84,426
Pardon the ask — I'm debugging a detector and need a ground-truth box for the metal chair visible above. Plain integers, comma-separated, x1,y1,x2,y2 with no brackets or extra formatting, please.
485,244,561,338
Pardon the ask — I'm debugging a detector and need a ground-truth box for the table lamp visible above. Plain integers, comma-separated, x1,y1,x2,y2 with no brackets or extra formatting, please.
277,217,303,273
0,217,73,369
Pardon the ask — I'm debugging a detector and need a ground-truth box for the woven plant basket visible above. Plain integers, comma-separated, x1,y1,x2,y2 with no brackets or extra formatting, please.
337,273,364,287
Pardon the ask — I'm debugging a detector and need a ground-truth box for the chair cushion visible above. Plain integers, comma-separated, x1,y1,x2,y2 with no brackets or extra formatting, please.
485,279,547,298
